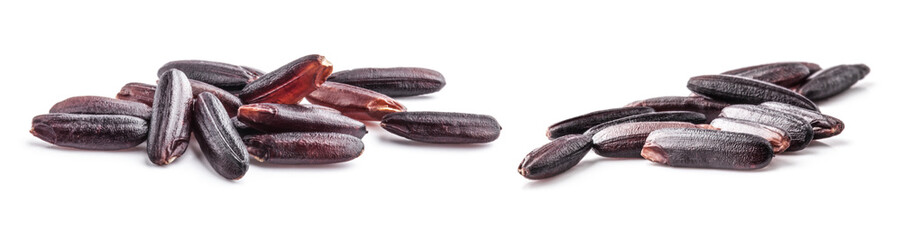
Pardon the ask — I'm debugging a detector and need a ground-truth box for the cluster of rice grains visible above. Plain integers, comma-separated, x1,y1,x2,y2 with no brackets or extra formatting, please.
31,55,501,180
519,62,868,179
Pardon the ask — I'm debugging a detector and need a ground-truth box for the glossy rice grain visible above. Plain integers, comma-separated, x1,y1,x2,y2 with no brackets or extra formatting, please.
546,107,654,139
796,64,870,101
298,103,342,114
117,81,243,117
759,101,844,139
518,134,592,180
158,60,263,91
238,54,333,104
721,62,812,88
147,69,194,166
381,111,501,144
193,93,249,180
688,74,819,111
186,79,243,117
641,128,773,170
799,62,823,73
710,117,791,153
50,96,152,120
116,82,157,106
327,67,446,97
820,115,845,140
237,103,367,138
31,113,148,150
231,117,261,136
624,96,730,123
591,122,716,158
244,132,364,164
307,82,407,121
241,66,266,81
723,61,821,76
583,111,707,137
719,105,813,152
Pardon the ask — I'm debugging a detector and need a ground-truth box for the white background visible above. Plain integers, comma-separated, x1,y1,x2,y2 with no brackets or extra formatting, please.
2,0,900,239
